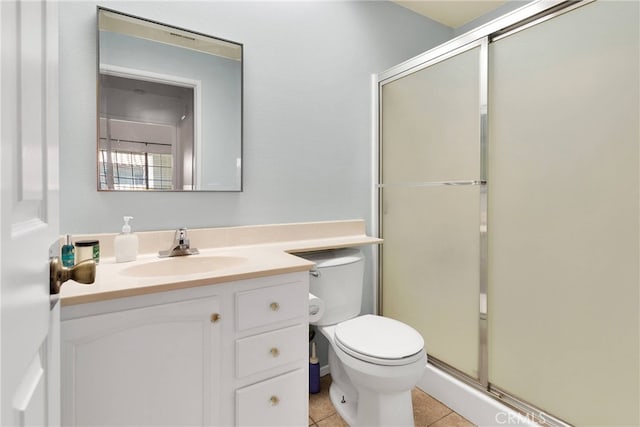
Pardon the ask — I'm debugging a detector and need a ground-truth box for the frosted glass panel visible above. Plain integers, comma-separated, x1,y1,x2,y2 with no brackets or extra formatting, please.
382,186,479,378
488,1,639,425
381,46,480,183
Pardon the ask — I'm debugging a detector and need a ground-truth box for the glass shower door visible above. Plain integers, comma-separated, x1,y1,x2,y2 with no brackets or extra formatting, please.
487,1,639,424
380,44,484,379
378,0,639,424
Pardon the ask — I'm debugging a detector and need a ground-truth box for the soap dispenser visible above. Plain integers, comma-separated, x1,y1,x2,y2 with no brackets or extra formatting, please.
114,216,138,263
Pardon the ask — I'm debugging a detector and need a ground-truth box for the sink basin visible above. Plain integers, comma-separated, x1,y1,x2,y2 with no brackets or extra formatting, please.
120,255,247,277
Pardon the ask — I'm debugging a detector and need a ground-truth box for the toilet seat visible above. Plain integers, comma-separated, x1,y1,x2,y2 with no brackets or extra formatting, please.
334,315,425,366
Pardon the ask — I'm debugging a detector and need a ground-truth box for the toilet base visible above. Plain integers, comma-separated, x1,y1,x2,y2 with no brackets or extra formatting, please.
329,381,415,427
355,387,415,427
329,382,357,426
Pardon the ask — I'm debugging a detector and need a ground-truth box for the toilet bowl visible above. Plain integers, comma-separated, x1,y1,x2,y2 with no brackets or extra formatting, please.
301,249,427,427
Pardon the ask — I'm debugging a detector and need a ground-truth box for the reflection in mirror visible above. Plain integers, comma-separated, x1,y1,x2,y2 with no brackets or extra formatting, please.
98,8,243,191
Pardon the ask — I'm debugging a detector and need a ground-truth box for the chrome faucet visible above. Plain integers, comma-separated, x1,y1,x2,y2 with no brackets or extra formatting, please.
159,228,200,257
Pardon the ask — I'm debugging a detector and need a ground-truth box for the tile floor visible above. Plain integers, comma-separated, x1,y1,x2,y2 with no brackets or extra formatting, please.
309,375,476,427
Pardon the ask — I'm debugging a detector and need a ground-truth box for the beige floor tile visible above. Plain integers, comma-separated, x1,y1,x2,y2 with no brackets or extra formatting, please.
429,412,476,427
309,375,336,422
412,388,453,427
316,412,349,427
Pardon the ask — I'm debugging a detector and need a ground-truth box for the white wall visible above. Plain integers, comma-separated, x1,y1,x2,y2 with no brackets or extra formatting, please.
59,0,451,235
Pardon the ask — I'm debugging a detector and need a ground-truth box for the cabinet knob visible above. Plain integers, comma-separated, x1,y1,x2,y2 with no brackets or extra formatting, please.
210,313,221,323
270,395,279,406
269,302,280,311
270,347,280,357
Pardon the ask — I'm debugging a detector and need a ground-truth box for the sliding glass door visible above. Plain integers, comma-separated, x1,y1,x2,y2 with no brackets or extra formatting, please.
378,1,639,424
487,2,639,424
380,44,483,380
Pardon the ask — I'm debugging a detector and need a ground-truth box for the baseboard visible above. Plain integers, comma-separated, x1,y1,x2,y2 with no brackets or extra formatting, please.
320,364,330,377
417,365,538,427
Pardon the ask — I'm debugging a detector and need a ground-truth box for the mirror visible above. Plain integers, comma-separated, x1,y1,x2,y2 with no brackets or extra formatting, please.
97,8,242,191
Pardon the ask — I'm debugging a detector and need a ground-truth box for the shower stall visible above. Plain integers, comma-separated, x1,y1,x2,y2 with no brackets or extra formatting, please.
376,1,639,425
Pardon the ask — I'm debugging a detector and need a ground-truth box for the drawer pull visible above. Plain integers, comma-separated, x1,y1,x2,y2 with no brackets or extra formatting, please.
270,395,280,406
269,302,280,311
210,313,221,323
270,347,280,357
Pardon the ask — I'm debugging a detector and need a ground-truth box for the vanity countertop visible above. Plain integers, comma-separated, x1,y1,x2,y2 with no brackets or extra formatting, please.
60,220,382,306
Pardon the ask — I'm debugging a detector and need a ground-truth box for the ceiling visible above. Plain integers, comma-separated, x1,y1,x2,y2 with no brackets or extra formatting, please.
393,1,508,28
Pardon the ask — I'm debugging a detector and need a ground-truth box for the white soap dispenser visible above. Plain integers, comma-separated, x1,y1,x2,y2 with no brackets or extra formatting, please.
114,216,138,263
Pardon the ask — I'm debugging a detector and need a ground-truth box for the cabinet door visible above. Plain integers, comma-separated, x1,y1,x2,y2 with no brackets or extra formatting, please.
61,296,222,426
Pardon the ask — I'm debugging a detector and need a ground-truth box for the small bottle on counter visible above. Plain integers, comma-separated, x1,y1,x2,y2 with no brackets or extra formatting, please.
61,235,75,267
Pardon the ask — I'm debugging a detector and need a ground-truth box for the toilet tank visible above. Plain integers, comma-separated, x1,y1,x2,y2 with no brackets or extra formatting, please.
300,248,365,326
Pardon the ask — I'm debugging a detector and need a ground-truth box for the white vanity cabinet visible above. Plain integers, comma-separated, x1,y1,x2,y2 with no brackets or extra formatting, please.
61,272,309,427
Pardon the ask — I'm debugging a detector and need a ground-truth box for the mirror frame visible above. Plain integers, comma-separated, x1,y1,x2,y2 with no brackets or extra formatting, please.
96,7,243,192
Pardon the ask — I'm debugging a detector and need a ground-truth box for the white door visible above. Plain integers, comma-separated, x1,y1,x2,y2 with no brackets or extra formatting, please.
1,0,60,425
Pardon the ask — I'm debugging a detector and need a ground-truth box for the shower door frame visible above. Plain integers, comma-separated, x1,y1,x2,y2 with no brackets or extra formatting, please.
375,1,591,424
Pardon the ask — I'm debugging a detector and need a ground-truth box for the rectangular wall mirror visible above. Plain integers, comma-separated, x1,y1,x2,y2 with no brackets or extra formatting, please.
97,8,243,191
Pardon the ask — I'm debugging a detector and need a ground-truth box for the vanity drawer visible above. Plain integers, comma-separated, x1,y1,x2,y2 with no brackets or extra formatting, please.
235,281,307,331
236,323,306,378
236,369,306,426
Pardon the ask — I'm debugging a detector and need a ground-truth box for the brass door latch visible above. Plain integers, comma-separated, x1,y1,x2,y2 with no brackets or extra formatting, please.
50,257,96,295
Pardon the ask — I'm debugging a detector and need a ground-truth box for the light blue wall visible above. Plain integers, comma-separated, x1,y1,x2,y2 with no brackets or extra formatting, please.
59,1,451,235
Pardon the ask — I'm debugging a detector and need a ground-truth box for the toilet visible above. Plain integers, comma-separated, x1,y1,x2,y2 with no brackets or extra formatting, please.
302,248,427,427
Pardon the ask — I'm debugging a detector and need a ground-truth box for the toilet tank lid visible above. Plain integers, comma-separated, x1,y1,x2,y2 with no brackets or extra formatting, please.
297,248,363,268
